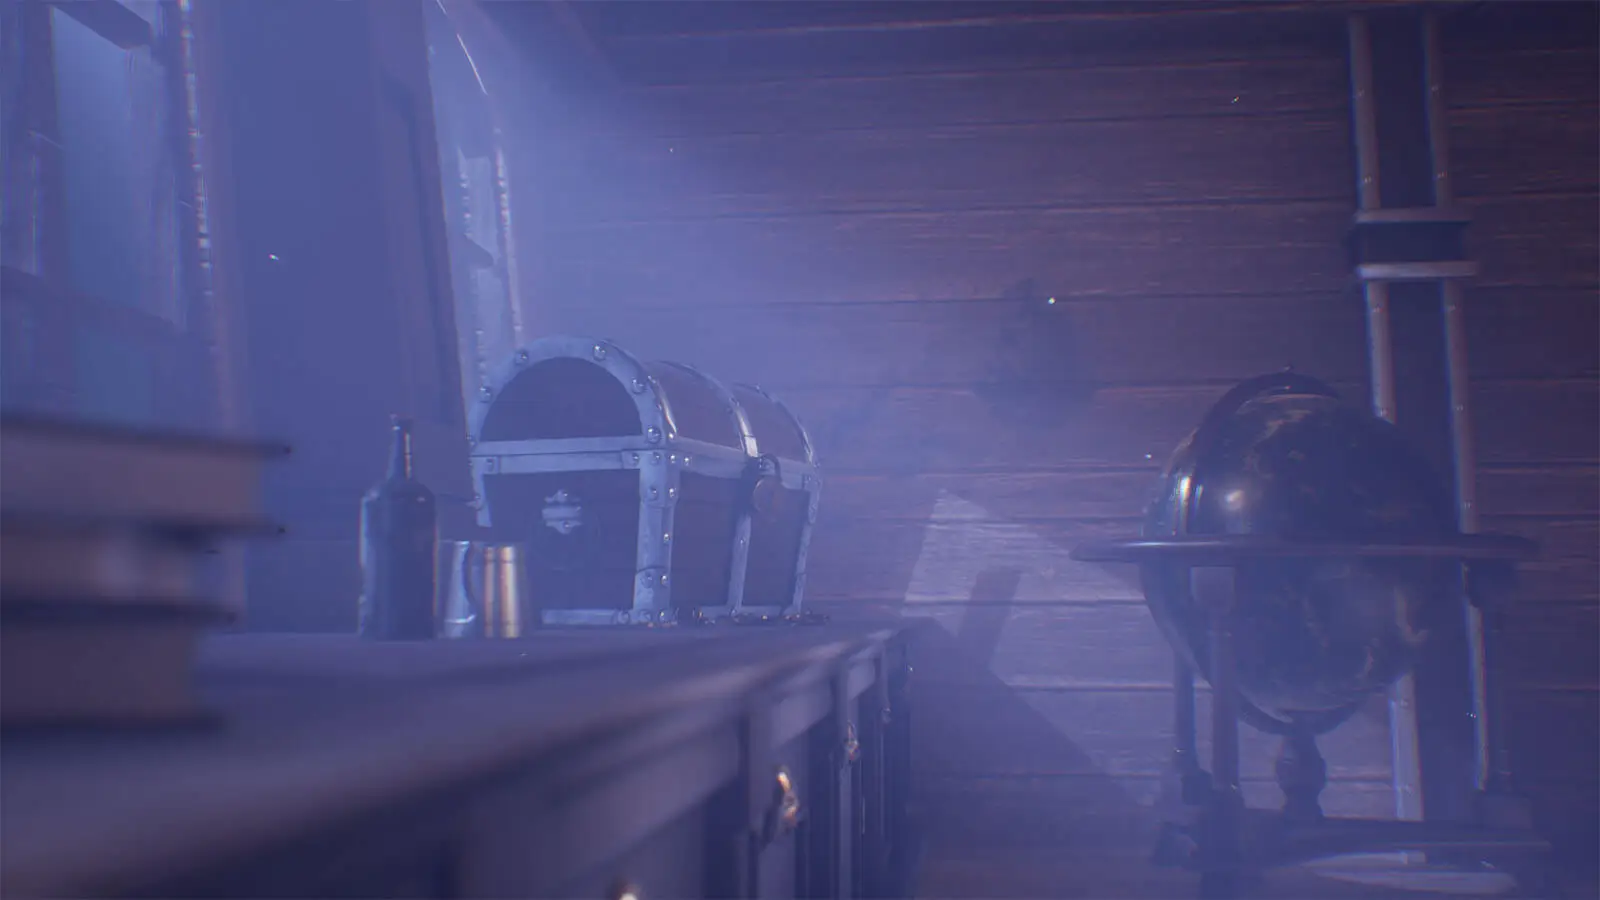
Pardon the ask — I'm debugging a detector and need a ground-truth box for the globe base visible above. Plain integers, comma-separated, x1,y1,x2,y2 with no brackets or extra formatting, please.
1145,564,1551,900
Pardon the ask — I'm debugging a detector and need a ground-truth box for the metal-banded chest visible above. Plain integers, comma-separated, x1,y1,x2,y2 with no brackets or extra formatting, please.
468,336,821,625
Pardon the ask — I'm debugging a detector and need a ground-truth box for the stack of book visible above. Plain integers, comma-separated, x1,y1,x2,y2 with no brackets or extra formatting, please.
0,415,286,726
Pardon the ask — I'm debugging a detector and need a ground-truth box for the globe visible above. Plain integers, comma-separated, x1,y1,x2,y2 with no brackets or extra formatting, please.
1140,373,1460,732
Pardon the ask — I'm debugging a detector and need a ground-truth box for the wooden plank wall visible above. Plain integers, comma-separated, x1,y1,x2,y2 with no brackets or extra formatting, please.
492,0,1598,886
217,0,475,632
1440,3,1600,866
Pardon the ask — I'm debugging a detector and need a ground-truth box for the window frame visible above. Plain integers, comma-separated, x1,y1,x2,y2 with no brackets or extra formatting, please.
0,0,214,425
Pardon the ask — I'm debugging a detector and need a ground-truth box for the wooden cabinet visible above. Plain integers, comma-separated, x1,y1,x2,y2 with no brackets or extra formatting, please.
0,624,922,899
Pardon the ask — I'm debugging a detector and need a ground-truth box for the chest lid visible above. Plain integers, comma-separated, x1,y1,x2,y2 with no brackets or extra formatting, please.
470,336,754,460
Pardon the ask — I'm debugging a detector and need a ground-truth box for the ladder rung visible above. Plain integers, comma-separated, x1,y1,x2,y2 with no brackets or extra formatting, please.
1353,207,1472,227
1356,261,1479,283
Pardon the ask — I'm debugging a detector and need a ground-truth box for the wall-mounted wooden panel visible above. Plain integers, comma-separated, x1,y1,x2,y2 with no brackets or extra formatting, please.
806,518,1146,604
1449,105,1600,198
892,601,1598,693
540,113,1353,222
531,192,1588,309
1443,5,1599,860
812,464,1598,525
1504,604,1600,690
1445,49,1600,112
547,286,1593,396
821,470,1156,522
915,685,1394,780
1506,690,1600,783
1475,516,1600,605
1439,2,1600,57
1466,196,1599,289
590,6,1349,85
789,384,1225,471
804,514,1598,607
776,379,1597,474
1468,380,1600,463
906,601,1179,689
1477,465,1600,517
1466,288,1600,380
575,57,1350,138
575,2,1241,42
531,201,1353,307
544,294,1370,390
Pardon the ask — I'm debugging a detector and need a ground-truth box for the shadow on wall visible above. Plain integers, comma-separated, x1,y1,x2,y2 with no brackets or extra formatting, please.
972,277,1096,424
818,489,1414,897
802,277,1098,474
904,566,1165,873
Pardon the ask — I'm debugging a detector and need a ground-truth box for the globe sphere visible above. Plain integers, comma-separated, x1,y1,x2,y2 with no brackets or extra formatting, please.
1140,374,1459,732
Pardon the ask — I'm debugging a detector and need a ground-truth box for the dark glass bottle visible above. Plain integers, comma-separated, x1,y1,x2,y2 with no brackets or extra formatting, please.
358,416,438,640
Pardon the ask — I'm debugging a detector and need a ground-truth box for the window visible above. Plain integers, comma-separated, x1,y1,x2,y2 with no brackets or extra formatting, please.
0,0,200,428
50,0,183,323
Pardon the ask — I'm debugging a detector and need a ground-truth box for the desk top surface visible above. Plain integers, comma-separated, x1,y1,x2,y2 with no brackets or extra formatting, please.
1,622,914,898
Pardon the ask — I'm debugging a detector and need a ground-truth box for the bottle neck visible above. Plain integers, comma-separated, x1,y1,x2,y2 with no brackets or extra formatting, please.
387,418,414,480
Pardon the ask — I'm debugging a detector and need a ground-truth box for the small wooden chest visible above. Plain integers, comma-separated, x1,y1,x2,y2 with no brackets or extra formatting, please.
467,336,821,625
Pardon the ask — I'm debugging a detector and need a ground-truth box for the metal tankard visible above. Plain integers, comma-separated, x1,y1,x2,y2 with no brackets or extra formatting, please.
436,541,533,638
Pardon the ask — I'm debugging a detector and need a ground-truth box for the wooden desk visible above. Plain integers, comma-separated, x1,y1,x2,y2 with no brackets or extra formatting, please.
1,624,921,899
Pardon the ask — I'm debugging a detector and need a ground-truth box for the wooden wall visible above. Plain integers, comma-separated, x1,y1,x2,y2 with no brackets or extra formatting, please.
1440,3,1600,867
216,0,474,632
484,0,1597,888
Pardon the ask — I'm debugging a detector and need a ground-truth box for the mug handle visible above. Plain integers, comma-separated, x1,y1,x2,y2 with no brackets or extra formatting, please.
462,543,484,637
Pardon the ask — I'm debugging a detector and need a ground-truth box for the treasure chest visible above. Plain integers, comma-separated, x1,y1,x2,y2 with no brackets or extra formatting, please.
467,336,821,625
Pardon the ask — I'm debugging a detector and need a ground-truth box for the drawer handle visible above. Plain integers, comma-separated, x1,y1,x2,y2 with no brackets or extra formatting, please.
767,766,802,839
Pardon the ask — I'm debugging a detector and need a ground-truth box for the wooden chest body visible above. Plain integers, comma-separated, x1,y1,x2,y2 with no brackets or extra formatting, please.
468,336,820,625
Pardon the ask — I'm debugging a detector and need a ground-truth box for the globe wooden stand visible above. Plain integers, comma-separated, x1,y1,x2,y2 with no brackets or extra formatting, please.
1073,535,1551,900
